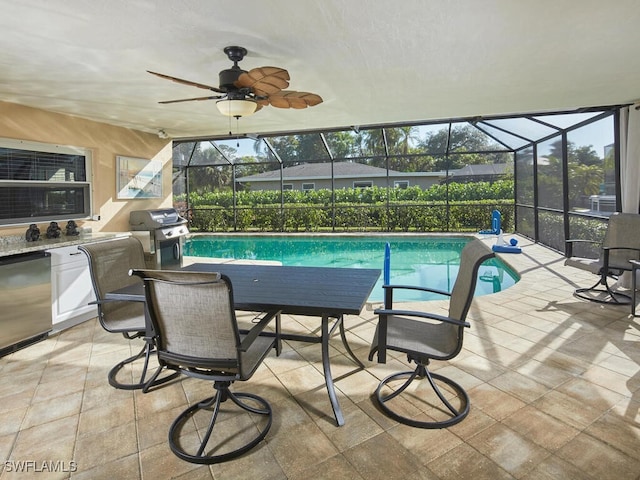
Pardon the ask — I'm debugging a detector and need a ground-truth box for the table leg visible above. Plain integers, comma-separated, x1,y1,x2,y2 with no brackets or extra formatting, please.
338,315,365,369
322,314,344,426
275,313,282,355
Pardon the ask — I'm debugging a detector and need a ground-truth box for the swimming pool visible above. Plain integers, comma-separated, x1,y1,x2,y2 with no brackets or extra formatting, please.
183,235,519,302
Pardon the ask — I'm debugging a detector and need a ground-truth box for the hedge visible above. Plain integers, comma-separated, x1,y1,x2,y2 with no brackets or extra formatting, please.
185,201,513,232
178,181,515,233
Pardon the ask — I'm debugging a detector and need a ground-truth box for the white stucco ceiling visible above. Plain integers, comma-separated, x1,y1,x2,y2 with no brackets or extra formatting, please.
1,0,639,139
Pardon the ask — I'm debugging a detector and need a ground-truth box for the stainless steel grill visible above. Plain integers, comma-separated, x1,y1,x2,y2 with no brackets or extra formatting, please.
129,208,189,269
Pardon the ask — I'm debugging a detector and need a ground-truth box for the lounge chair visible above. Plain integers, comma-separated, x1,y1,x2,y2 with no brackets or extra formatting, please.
565,212,640,305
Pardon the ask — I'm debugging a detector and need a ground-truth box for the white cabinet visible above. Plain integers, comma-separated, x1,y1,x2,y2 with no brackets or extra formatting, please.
48,245,97,331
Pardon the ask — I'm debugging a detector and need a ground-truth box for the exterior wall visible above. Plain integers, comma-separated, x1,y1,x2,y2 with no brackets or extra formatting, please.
0,101,171,236
400,176,441,189
248,175,442,191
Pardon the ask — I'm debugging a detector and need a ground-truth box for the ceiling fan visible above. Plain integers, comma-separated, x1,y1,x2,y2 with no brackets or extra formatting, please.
148,46,323,117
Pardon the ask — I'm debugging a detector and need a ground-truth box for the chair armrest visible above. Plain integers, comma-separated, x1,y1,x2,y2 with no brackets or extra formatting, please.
383,284,451,308
239,310,281,352
603,246,640,253
383,284,452,297
602,247,640,270
565,239,601,258
602,246,640,263
566,239,600,244
89,298,119,306
374,308,470,328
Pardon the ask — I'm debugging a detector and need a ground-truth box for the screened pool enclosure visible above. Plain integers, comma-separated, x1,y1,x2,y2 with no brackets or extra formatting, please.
172,105,625,255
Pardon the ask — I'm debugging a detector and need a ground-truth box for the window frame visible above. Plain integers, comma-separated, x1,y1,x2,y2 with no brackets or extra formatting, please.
0,137,93,226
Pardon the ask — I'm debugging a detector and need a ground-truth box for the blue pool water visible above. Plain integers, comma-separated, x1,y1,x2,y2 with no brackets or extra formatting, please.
184,235,519,303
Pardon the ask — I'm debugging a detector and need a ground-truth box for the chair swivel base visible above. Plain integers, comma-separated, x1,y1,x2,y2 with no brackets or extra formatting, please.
169,384,272,464
107,344,180,391
374,365,469,429
574,280,631,305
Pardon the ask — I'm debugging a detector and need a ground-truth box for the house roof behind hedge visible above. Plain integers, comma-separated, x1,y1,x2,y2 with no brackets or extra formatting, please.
237,161,444,182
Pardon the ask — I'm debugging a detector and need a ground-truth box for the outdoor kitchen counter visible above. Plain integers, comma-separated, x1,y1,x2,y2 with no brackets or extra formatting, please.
0,231,131,257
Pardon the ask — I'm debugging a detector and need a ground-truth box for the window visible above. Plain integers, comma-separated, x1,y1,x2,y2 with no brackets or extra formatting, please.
394,180,409,189
353,181,373,188
0,138,92,226
282,183,293,190
302,183,315,191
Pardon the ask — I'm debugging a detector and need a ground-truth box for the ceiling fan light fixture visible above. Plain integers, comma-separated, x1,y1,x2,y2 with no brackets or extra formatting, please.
216,98,257,117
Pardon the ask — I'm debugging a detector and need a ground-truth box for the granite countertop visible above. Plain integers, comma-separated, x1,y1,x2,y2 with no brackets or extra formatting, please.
0,231,131,257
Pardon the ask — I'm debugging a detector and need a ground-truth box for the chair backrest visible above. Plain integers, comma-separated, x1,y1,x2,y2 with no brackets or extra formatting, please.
79,237,146,328
602,213,640,270
448,239,495,322
132,269,241,373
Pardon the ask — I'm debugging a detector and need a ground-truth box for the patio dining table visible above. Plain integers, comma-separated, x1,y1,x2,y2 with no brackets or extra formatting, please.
106,262,380,426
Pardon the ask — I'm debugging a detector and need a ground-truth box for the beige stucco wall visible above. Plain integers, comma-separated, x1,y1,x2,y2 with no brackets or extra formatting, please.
0,101,172,236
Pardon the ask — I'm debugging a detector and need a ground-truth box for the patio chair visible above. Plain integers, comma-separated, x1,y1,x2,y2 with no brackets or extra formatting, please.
368,238,494,429
79,237,178,391
564,212,640,305
130,268,280,464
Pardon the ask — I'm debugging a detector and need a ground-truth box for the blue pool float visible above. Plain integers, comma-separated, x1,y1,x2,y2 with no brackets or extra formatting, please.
492,237,521,254
492,244,522,254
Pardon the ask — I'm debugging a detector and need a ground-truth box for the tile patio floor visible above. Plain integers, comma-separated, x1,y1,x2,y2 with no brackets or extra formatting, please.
1,236,640,479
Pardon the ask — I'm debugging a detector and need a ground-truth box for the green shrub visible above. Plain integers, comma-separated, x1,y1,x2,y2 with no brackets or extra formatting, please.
180,180,515,232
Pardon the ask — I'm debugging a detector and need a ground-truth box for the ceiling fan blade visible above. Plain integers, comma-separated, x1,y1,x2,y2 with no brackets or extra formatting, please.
236,67,290,95
267,91,323,109
147,70,225,93
158,95,225,104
